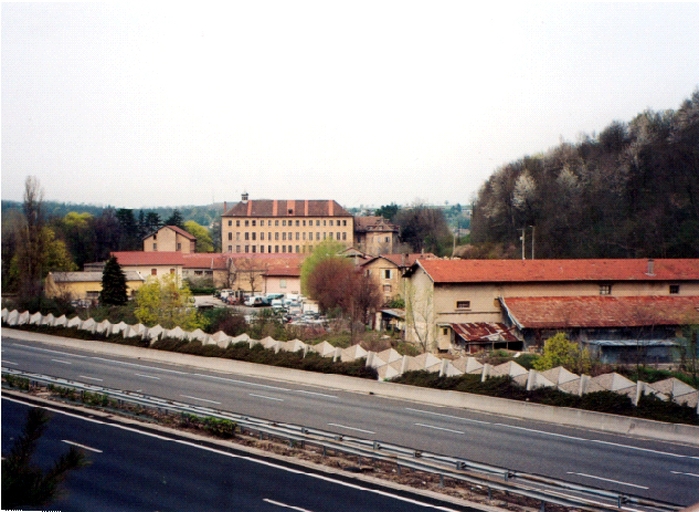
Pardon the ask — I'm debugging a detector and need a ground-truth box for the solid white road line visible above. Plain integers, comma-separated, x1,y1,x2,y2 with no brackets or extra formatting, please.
566,472,649,490
3,361,19,365
406,407,491,425
249,393,284,402
62,439,103,453
263,498,315,511
296,390,337,399
90,357,188,375
10,343,87,358
327,423,376,435
179,394,221,405
671,470,699,478
414,423,464,435
192,372,290,391
79,375,104,382
135,373,161,380
51,358,72,365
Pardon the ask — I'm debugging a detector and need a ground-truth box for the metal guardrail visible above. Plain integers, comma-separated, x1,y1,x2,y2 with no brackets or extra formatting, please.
1,367,683,512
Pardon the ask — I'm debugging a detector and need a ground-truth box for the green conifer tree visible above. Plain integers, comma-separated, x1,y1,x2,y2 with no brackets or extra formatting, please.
100,256,128,306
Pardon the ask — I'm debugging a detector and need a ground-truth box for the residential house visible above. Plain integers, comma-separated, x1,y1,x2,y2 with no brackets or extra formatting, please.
227,253,304,296
354,216,399,256
44,271,145,303
111,251,186,282
182,253,233,288
221,194,354,255
403,258,699,358
362,253,436,304
143,225,197,253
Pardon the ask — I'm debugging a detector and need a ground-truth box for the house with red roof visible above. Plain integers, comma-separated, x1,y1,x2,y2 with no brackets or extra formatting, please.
403,258,699,361
111,251,186,282
182,253,233,288
361,253,436,304
143,225,197,253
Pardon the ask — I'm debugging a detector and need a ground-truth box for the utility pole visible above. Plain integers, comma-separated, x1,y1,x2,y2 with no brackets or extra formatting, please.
530,225,535,260
519,228,526,260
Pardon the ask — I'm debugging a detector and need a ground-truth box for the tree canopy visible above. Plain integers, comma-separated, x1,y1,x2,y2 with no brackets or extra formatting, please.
471,89,699,258
184,220,214,253
134,274,203,330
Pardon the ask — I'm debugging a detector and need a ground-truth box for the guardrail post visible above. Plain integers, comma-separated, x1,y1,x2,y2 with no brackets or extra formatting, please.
539,501,545,512
439,474,444,488
487,487,491,500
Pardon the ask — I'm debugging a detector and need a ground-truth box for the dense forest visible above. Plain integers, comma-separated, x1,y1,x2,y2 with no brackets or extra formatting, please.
469,89,699,259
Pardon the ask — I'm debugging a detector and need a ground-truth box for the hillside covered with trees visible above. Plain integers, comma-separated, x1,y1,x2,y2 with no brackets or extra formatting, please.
469,89,699,259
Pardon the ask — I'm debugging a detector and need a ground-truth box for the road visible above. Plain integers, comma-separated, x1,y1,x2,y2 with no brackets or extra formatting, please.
2,397,472,512
3,332,699,506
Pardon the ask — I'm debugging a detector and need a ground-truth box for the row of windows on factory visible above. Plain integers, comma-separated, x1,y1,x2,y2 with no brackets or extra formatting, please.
226,245,313,254
227,231,347,242
227,218,348,227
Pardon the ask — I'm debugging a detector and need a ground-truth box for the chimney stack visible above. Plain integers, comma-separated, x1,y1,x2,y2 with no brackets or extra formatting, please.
646,258,655,276
242,192,249,203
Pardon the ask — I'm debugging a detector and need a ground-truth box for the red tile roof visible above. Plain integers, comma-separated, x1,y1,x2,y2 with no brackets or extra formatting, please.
182,253,230,270
363,253,437,268
112,251,186,266
354,216,398,232
229,254,304,277
222,199,351,218
502,295,699,329
415,259,699,284
166,225,196,240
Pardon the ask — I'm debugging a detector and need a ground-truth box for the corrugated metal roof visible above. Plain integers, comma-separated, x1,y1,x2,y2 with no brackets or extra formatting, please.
415,258,699,283
449,323,519,342
502,295,699,329
584,339,678,347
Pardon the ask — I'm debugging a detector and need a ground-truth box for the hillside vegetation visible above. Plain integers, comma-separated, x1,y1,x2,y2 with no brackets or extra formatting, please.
469,89,699,259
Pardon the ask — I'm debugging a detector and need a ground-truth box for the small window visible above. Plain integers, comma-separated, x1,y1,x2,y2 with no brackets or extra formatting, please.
329,220,334,226
280,279,287,288
228,220,232,226
442,328,449,336
228,245,233,252
153,243,157,251
236,245,240,253
295,220,300,226
236,220,240,227
384,269,392,279
177,243,181,251
228,232,232,241
669,284,680,294
599,284,612,295
275,220,279,226
169,268,175,274
151,268,157,276
283,220,287,227
343,220,347,226
383,284,392,292
456,300,471,309
245,220,249,227
245,232,249,240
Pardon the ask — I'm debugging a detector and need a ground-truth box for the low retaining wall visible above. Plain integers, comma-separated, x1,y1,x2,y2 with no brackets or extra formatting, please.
3,328,698,447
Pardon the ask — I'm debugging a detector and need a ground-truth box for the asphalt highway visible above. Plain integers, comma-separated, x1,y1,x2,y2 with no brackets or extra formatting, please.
2,398,474,512
3,333,699,506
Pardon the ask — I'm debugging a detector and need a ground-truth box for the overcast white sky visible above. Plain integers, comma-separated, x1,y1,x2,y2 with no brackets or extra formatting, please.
2,2,698,210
